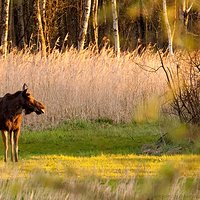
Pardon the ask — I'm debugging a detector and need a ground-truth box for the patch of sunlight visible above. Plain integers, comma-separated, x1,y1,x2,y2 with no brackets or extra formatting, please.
0,154,199,179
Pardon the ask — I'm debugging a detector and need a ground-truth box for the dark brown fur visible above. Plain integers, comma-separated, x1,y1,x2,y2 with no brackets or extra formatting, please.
0,84,45,162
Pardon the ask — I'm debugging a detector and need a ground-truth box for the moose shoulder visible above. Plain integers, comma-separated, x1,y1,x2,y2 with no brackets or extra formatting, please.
0,84,45,162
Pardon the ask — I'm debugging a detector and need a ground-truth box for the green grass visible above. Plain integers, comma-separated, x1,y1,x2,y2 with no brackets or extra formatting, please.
16,120,160,158
0,119,198,160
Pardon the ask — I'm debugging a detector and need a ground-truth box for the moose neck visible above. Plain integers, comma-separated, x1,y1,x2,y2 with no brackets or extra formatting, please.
3,92,24,119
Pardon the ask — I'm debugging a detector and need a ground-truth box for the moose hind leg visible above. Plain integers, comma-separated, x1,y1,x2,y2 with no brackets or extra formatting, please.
1,131,8,162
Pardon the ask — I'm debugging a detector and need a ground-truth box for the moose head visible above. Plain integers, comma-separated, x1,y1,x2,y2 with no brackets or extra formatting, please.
22,84,45,115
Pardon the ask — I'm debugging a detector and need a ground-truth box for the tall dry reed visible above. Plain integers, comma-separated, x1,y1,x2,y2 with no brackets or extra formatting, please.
0,48,169,129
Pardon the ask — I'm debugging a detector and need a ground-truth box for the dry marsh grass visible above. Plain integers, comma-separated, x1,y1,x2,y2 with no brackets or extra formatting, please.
0,48,170,129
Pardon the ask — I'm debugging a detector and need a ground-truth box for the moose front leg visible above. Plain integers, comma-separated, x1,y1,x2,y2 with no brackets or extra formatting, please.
9,131,14,162
1,130,8,162
14,129,20,162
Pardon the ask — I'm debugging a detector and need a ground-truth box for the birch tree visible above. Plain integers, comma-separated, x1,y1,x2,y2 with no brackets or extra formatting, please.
1,0,10,57
37,0,46,58
42,0,50,53
92,0,99,51
162,0,173,55
111,0,120,57
78,0,92,51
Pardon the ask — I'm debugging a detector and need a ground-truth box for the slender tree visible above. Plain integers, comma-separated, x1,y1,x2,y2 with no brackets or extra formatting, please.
182,0,194,32
16,0,25,48
162,0,174,55
42,0,50,53
0,1,2,23
1,0,10,57
37,0,46,58
111,0,120,57
92,0,99,51
9,0,15,46
138,0,145,45
78,0,92,51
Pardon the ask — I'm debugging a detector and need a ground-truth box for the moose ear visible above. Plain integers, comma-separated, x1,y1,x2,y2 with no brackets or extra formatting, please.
22,83,28,91
22,89,28,97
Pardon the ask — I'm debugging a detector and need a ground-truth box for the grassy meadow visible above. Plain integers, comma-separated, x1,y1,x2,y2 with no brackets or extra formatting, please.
0,49,199,199
0,120,199,199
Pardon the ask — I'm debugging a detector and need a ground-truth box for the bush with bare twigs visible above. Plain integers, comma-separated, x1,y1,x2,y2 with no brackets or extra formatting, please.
157,50,200,125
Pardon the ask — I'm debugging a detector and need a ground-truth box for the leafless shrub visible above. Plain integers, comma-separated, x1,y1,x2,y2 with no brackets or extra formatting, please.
158,49,200,125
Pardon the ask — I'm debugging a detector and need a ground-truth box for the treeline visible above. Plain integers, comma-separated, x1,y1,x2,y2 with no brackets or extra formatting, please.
0,0,200,55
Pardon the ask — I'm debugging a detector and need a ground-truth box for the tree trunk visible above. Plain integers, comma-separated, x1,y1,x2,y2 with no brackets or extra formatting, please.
92,0,99,51
42,0,50,53
182,0,193,32
162,0,173,55
138,0,145,43
78,0,92,51
9,0,15,47
1,0,10,57
0,0,2,24
16,0,25,48
37,0,46,58
111,0,120,57
137,0,145,54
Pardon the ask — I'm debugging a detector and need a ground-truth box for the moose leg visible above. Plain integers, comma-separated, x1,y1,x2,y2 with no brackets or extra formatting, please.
9,131,14,162
14,129,20,162
1,130,8,162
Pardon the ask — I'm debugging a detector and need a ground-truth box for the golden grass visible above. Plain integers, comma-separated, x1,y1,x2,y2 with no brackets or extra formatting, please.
0,154,199,180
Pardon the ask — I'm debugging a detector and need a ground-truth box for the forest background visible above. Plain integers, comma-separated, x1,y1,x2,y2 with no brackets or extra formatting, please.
0,0,200,55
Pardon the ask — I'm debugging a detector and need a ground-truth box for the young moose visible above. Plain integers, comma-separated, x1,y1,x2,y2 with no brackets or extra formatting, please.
0,84,45,162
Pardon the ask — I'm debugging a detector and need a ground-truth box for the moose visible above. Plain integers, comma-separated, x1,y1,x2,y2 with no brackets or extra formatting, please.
0,84,45,162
